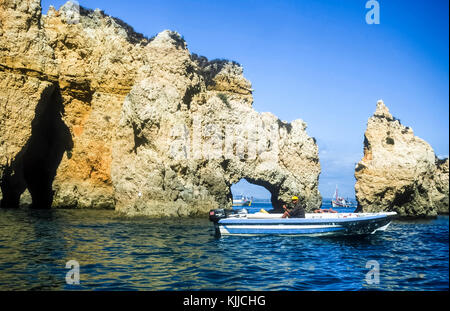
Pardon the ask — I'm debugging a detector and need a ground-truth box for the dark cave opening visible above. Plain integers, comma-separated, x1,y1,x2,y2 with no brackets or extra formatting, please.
0,160,26,208
0,84,73,209
131,122,149,154
391,186,415,209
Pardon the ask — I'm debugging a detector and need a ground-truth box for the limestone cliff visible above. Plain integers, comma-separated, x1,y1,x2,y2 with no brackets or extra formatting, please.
433,158,449,214
1,0,148,208
354,100,449,216
0,0,322,215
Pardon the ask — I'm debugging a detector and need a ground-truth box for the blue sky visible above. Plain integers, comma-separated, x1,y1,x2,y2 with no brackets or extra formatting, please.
41,0,449,200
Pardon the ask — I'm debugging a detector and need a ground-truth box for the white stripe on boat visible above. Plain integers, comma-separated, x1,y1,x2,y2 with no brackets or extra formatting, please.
222,224,340,229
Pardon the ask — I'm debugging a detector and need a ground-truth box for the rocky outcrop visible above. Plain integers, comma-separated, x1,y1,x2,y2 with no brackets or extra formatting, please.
111,31,321,216
44,4,150,209
0,0,322,215
0,0,70,208
433,158,449,214
355,100,449,216
1,0,148,209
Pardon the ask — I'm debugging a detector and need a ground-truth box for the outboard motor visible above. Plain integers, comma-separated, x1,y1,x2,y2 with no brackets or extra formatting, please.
209,208,227,223
209,208,234,237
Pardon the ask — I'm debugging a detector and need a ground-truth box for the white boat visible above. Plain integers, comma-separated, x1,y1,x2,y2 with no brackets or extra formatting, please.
209,209,397,236
331,185,351,207
232,195,252,207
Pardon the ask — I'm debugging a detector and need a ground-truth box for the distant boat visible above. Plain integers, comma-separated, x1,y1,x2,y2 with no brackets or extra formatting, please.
232,195,252,207
331,185,351,208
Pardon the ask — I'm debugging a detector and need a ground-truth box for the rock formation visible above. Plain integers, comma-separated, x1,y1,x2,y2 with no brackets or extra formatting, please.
432,158,449,214
1,0,146,209
355,100,449,216
0,0,322,215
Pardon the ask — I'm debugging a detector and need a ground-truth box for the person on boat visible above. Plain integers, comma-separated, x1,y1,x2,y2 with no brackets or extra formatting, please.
282,196,306,218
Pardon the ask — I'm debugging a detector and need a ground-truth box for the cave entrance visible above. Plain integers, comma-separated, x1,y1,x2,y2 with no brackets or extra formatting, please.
0,84,73,209
230,178,274,211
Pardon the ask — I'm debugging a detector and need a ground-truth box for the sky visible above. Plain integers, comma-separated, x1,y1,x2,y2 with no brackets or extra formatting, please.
41,0,449,200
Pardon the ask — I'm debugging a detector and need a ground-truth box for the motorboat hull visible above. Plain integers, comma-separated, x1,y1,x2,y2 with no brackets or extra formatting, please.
211,212,396,236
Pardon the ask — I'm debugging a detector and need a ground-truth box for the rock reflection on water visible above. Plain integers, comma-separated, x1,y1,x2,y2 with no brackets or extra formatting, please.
0,208,448,290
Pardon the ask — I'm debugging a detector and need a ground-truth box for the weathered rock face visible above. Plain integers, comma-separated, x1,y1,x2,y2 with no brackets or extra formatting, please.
111,31,321,216
1,0,148,208
0,0,68,208
433,158,449,214
0,0,322,215
355,100,449,216
44,4,150,209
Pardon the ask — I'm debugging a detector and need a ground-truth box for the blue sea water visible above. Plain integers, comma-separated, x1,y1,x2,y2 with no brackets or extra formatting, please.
0,203,448,291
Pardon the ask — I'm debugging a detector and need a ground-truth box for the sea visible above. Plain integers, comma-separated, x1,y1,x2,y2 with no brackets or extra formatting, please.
0,201,448,291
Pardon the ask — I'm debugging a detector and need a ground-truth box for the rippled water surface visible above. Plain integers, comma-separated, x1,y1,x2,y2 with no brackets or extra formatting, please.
0,205,448,290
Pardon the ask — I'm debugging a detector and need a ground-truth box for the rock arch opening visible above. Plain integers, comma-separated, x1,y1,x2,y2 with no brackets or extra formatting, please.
230,178,284,212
